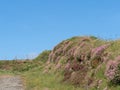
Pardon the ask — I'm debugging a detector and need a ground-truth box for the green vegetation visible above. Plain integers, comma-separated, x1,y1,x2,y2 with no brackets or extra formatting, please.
1,36,120,90
0,60,82,90
34,50,51,63
22,66,82,90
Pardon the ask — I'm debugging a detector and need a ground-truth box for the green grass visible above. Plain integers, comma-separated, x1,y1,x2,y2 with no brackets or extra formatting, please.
0,69,15,76
22,66,82,90
110,86,120,90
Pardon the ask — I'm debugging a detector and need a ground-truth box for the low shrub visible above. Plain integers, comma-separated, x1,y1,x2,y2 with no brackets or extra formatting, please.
34,50,51,63
109,64,120,86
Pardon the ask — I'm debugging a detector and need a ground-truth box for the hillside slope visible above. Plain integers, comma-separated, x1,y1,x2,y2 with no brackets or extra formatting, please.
44,36,120,90
1,36,120,90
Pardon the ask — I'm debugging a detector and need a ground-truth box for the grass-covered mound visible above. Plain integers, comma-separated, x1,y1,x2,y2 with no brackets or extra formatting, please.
44,36,120,90
1,36,120,90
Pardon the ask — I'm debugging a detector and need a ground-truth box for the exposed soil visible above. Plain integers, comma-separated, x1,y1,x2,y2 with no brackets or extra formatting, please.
0,75,24,90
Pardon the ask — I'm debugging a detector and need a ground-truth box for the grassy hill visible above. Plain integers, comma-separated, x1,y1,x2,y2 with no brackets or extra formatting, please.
1,36,120,90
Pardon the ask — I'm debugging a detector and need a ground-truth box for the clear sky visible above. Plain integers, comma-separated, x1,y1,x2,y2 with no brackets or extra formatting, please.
0,0,120,60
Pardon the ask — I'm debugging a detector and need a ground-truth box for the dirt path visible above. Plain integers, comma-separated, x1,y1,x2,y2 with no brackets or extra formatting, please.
0,75,24,90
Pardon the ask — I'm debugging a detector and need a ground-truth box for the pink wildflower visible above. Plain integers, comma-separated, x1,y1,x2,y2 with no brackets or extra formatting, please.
91,44,109,57
105,60,118,80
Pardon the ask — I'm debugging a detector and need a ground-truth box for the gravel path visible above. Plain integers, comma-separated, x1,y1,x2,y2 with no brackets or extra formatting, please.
0,76,24,90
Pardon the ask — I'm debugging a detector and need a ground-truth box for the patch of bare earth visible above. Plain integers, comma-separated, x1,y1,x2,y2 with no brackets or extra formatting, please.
0,75,24,90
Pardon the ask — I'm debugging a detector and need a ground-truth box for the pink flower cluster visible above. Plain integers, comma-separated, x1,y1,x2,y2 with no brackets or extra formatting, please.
105,60,118,80
91,44,109,57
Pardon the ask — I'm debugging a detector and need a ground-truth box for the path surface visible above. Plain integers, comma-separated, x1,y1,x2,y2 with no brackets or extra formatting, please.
0,76,24,90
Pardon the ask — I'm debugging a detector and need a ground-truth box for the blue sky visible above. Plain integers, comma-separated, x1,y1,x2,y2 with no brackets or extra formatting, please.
0,0,120,59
